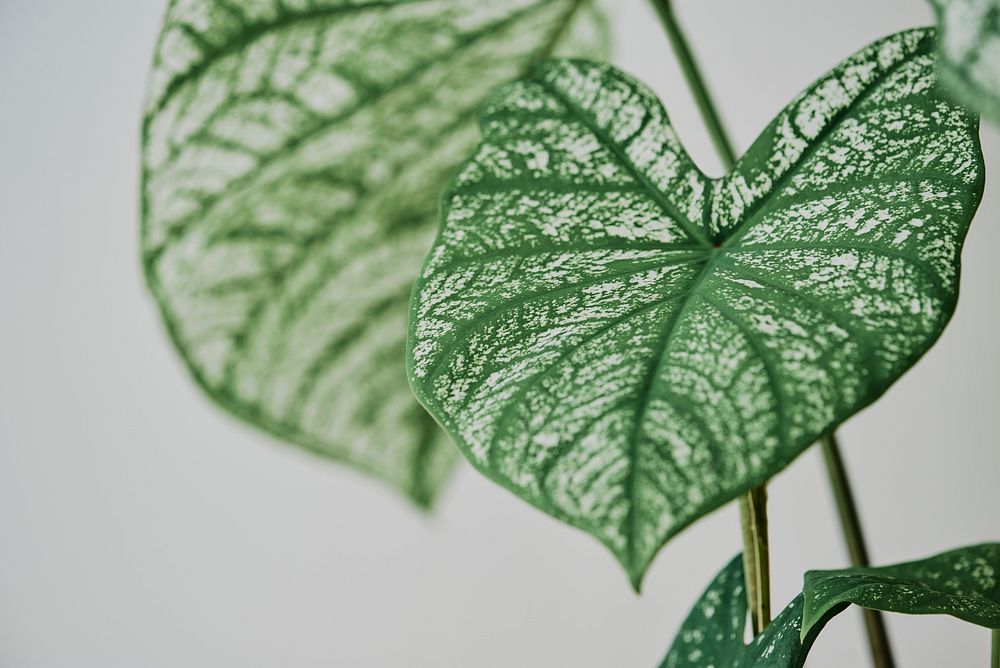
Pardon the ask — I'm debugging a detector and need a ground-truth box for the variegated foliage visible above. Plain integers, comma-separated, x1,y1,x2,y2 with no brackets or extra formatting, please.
408,29,983,581
661,544,1000,668
142,0,608,506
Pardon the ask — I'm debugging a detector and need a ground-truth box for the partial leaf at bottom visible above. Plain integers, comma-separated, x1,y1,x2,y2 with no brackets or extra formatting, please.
661,544,1000,668
802,542,1000,638
660,555,747,668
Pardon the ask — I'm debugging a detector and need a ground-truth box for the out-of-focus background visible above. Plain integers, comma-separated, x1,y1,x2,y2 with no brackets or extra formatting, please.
1,1,997,666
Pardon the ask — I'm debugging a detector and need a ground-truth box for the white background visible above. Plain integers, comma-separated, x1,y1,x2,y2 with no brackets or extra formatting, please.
1,1,997,666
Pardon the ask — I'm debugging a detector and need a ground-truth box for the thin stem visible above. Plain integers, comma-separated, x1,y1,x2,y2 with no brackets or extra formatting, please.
992,628,999,668
739,485,771,635
821,433,896,668
650,2,896,661
648,0,737,169
651,0,767,636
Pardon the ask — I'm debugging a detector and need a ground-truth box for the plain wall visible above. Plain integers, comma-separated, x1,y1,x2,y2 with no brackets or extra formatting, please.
0,1,997,666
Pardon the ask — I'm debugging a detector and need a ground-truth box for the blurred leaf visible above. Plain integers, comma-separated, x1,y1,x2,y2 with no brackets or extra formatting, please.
802,542,1000,639
932,0,1000,122
663,544,1000,668
408,28,983,580
141,0,608,506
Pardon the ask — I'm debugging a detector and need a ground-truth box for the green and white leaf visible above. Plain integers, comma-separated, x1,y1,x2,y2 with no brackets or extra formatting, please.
660,554,843,668
660,555,748,668
932,0,1000,122
662,544,1000,668
408,29,983,578
802,542,1000,639
141,0,608,506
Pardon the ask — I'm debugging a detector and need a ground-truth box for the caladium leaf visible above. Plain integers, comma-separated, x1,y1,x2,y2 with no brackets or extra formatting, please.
932,0,1000,122
802,542,1000,639
740,597,826,668
660,554,843,668
662,544,1000,668
408,28,983,579
659,555,748,668
141,0,608,506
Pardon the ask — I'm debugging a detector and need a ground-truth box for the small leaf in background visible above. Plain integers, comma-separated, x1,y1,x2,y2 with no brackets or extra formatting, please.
141,0,608,506
932,0,1000,122
408,28,983,581
662,544,1000,668
802,542,1000,639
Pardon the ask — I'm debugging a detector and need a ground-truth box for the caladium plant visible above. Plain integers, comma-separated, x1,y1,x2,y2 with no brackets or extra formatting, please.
661,544,1000,668
407,28,984,586
141,0,608,506
140,1,999,664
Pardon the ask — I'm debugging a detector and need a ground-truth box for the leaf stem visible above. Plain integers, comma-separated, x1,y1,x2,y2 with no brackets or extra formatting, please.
648,0,737,169
821,432,896,668
649,0,767,636
650,3,895,660
739,485,771,635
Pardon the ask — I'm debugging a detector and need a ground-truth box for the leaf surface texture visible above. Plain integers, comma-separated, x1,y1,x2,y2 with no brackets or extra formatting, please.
662,557,822,668
408,29,983,575
662,544,1000,668
802,542,1000,637
141,0,607,505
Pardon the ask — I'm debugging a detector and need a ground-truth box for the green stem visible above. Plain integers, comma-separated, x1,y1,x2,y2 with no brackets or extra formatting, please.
648,0,737,169
739,485,771,635
650,2,894,660
992,628,999,668
821,433,896,668
650,0,766,636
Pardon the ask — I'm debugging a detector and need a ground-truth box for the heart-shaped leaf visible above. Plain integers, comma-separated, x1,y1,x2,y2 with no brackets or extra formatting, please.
408,28,983,579
662,544,1000,668
932,0,1000,122
802,542,1000,638
141,0,608,506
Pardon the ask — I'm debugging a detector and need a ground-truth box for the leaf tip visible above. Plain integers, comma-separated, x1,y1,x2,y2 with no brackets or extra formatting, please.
622,550,652,594
407,489,437,512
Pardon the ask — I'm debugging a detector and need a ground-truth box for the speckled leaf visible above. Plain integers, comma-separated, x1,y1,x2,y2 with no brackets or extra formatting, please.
739,596,830,668
662,545,1000,668
932,0,1000,122
408,28,983,579
660,555,747,668
659,554,843,668
141,0,608,506
802,542,1000,639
